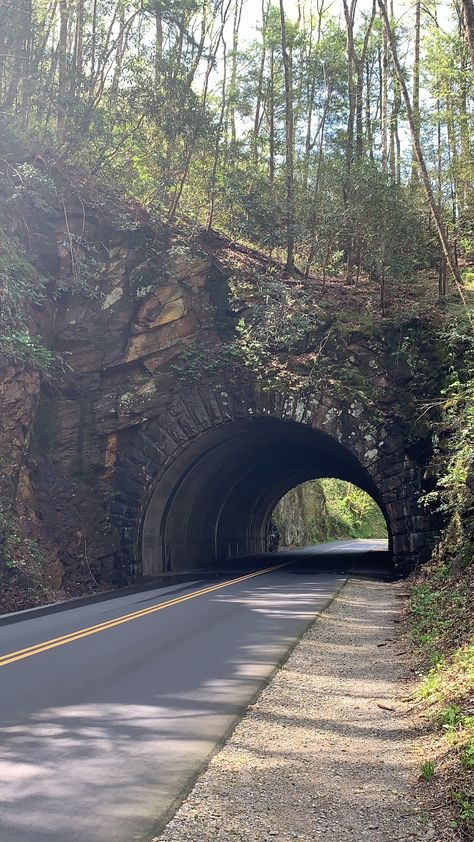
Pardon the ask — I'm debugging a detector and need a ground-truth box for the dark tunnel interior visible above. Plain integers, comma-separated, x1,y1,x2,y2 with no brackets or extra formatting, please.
141,417,391,576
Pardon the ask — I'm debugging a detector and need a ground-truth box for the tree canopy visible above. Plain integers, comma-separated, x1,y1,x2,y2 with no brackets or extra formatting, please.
1,0,474,310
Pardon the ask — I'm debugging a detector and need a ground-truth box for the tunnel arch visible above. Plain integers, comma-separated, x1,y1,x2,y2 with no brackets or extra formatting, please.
140,416,392,575
113,383,432,578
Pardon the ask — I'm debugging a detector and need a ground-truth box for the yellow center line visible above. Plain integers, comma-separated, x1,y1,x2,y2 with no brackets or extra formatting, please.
0,561,293,668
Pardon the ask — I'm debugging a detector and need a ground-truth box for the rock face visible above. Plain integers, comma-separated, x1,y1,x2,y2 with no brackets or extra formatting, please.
0,190,438,605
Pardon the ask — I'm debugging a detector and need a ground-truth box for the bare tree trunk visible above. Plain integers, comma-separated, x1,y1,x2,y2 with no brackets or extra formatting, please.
342,0,357,168
172,15,186,82
70,0,84,100
446,100,459,235
458,18,471,213
411,0,421,184
342,0,357,285
351,1,375,158
91,0,98,81
381,20,388,174
155,1,163,89
438,253,447,300
269,46,275,185
303,62,317,190
110,3,127,103
21,0,33,119
253,0,269,165
390,78,401,181
169,3,230,223
229,0,243,144
57,0,69,121
302,6,322,191
461,0,474,74
378,0,464,296
342,0,376,282
208,38,228,231
3,0,32,110
355,68,364,158
279,0,295,274
365,59,374,160
304,80,332,277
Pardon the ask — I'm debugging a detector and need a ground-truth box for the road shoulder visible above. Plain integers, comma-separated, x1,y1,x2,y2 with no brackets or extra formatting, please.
155,578,434,842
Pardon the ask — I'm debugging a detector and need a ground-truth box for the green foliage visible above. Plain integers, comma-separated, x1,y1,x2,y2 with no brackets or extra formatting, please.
410,577,470,667
0,503,44,572
460,742,474,769
172,341,246,381
342,162,433,282
420,761,435,782
452,789,474,831
439,704,463,730
0,223,53,369
398,316,474,831
0,330,54,369
411,590,474,834
273,479,387,547
433,318,474,489
0,502,51,613
0,0,446,303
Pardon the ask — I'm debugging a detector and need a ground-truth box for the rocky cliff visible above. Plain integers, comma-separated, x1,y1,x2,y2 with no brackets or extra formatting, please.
0,142,445,612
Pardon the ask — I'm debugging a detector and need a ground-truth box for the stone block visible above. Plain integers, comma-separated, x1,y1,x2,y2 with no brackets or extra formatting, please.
109,313,198,366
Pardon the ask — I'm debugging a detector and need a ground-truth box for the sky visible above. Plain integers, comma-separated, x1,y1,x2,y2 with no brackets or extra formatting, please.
238,0,455,44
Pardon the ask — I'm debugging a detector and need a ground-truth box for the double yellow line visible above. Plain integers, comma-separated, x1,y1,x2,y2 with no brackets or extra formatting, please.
0,561,291,669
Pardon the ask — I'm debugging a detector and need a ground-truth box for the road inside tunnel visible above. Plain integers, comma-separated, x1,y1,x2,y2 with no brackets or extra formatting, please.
141,417,393,577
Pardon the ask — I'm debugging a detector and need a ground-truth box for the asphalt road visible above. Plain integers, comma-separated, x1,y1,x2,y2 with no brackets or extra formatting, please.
0,539,387,842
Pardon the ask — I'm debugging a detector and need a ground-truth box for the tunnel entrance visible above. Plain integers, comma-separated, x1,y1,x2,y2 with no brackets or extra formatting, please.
141,417,392,576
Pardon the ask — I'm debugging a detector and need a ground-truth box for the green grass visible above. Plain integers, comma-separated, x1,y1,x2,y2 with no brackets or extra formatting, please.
410,554,474,835
420,760,436,782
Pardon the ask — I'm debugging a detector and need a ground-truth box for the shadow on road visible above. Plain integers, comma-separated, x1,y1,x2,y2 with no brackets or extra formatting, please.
212,540,394,582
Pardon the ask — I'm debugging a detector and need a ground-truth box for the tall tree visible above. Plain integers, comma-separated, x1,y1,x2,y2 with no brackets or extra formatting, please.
377,0,464,296
279,0,295,274
411,0,421,184
253,0,270,165
461,0,474,74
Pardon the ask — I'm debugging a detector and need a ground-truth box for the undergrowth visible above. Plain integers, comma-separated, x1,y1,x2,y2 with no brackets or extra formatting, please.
409,314,474,838
0,174,53,370
0,503,54,613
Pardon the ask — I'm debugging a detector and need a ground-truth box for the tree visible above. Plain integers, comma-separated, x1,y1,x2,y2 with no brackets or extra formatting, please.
461,0,474,75
377,0,465,298
411,0,421,185
279,0,295,274
0,0,470,306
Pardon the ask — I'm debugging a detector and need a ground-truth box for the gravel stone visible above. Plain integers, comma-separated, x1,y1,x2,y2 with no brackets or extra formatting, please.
156,579,425,842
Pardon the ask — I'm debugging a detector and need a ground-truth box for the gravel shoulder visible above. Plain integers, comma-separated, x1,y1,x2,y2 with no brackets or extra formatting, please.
155,578,437,842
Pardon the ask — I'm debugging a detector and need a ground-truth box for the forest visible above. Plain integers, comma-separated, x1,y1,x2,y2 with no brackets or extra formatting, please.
274,479,388,546
1,0,474,836
0,0,473,301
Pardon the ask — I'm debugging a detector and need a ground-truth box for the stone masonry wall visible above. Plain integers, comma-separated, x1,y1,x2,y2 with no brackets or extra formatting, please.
0,191,438,597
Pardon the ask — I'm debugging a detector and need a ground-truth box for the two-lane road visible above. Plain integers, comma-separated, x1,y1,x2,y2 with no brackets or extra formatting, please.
0,540,386,842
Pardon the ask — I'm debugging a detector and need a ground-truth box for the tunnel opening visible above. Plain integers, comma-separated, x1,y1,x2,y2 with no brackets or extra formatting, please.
141,417,393,577
271,478,389,551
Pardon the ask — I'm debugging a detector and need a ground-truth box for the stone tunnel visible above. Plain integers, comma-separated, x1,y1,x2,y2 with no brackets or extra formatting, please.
109,382,432,579
140,416,390,575
12,208,438,590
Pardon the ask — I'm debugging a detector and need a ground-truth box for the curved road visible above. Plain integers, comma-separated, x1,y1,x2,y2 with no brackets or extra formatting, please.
0,540,386,842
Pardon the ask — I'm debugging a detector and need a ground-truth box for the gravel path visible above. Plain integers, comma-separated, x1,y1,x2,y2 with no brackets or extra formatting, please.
156,578,434,842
